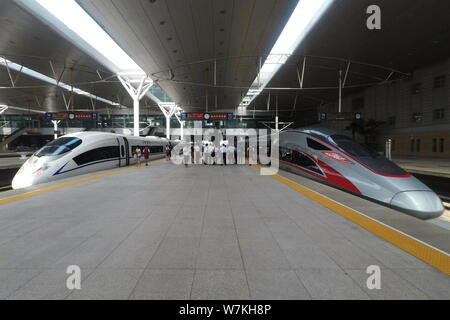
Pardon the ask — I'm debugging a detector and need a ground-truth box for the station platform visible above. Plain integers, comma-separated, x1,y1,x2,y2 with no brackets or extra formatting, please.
0,160,449,300
393,156,450,178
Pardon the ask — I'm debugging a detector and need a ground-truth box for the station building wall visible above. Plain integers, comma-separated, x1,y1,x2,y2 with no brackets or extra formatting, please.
318,58,450,158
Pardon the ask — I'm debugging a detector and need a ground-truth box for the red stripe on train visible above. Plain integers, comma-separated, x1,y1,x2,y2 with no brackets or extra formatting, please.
276,158,361,194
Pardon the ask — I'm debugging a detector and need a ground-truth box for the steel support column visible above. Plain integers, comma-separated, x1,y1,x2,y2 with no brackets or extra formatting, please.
338,70,342,113
174,112,185,140
118,75,153,136
158,103,177,139
51,120,61,140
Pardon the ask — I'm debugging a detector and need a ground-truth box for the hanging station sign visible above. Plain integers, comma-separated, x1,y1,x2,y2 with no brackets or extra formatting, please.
181,112,234,121
44,112,98,121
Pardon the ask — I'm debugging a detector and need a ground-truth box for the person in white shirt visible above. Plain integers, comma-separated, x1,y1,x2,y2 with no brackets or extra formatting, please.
227,144,235,164
237,145,244,164
213,145,219,165
203,143,211,165
134,147,142,167
220,144,227,166
194,143,201,164
183,144,191,167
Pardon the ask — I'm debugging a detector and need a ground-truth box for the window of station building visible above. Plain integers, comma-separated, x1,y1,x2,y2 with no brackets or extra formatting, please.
391,139,395,152
411,83,422,94
433,138,437,153
416,138,421,152
291,150,322,174
410,139,415,152
433,75,446,89
439,138,444,153
388,116,396,126
411,112,423,123
73,146,120,166
433,108,445,120
306,138,331,151
351,97,364,111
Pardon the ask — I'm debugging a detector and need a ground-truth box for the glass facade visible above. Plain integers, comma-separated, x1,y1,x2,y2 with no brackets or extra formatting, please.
1,113,268,132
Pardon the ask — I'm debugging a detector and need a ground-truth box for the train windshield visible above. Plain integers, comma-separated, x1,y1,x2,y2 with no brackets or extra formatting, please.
329,135,378,157
329,134,407,175
35,137,82,157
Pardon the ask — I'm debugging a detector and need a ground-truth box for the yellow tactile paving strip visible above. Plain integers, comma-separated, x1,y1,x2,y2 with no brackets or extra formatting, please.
0,159,166,205
254,165,450,276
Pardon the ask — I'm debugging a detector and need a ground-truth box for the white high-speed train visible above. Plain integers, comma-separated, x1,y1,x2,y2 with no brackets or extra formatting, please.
12,132,173,189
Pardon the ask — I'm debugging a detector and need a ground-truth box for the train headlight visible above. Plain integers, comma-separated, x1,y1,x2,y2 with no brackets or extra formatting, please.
323,152,352,164
33,164,50,175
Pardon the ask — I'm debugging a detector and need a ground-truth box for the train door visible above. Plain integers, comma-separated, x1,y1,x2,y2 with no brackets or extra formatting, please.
123,137,130,166
117,138,123,167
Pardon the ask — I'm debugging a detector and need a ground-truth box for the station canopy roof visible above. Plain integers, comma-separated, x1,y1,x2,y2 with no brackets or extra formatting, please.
1,0,449,118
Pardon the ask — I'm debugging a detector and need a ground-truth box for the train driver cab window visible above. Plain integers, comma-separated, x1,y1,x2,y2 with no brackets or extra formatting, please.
279,147,292,162
307,138,331,151
35,137,82,157
292,150,322,174
330,135,378,158
331,134,406,175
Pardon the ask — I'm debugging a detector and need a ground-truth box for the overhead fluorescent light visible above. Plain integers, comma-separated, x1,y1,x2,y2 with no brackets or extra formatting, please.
0,104,46,114
16,0,140,73
0,105,9,114
0,57,121,107
15,0,174,104
239,0,334,108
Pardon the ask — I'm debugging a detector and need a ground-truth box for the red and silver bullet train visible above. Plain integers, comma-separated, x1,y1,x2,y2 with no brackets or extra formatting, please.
12,132,172,189
274,128,444,219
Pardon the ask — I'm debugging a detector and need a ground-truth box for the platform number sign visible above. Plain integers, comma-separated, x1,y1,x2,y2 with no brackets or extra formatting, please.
45,112,98,121
181,112,234,121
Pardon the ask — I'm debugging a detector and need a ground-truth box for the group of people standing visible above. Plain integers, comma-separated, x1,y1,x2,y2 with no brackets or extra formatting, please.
133,146,151,167
182,142,250,167
133,142,254,168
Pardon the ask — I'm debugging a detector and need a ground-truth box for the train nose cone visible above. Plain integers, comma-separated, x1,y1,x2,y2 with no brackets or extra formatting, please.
390,191,444,219
11,174,33,189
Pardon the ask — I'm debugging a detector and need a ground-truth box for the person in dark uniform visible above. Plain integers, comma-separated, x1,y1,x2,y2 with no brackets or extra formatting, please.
143,146,150,166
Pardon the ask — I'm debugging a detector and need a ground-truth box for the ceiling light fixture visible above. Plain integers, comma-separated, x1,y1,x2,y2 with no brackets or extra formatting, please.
238,0,334,109
16,0,140,73
14,0,176,106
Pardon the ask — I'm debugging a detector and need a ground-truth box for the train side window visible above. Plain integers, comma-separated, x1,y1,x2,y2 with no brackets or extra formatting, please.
74,146,120,166
307,138,331,151
150,146,164,153
121,146,125,157
279,147,292,161
292,150,322,174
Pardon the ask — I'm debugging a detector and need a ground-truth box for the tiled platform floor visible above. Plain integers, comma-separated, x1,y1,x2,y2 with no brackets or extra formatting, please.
0,162,449,299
